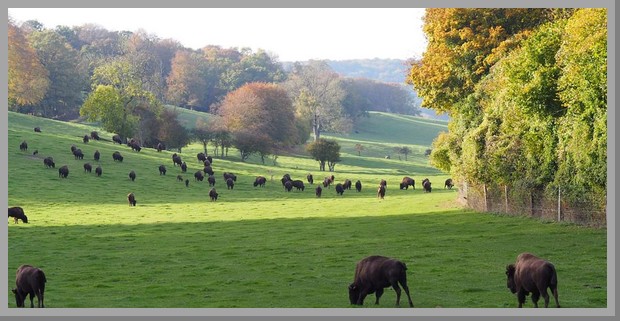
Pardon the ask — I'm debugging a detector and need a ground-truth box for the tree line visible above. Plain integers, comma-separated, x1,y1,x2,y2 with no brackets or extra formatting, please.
408,8,607,207
8,17,421,170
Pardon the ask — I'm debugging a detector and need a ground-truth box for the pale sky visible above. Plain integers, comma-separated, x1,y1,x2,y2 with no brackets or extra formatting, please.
8,8,428,62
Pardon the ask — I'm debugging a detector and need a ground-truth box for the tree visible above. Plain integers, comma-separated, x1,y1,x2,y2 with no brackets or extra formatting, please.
193,117,214,155
166,49,208,109
306,138,341,172
394,146,412,161
158,109,190,152
354,143,365,156
285,60,347,141
8,17,49,109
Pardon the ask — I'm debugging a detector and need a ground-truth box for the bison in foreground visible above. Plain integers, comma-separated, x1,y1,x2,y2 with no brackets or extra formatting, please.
12,265,46,308
335,183,344,196
127,193,137,206
58,165,69,178
112,151,123,162
422,178,432,193
506,253,560,308
254,176,267,187
209,188,218,201
355,180,362,192
400,177,415,190
445,178,454,189
8,207,28,224
348,255,414,307
315,185,322,198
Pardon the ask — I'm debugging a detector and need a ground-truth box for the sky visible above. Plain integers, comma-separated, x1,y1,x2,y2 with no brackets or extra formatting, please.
8,8,428,62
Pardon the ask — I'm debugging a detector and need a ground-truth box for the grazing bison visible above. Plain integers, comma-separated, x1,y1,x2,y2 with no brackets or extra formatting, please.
156,142,165,152
130,142,141,152
8,207,28,224
181,162,187,173
112,134,122,144
284,180,293,192
208,175,216,186
90,131,100,140
203,165,214,176
34,127,41,133
307,174,314,185
206,155,213,164
177,175,183,182
94,150,100,162
172,154,183,167
185,179,189,187
83,163,92,173
95,166,102,177
291,180,305,191
112,151,123,162
315,185,323,198
203,159,211,167
72,148,84,160
254,176,267,187
19,141,28,151
348,255,414,307
194,171,204,182
342,179,352,190
335,183,345,196
400,177,415,190
422,178,431,193
197,152,207,162
70,144,77,153
12,265,46,308
323,177,332,188
83,135,89,143
226,178,235,190
129,170,136,181
380,179,387,190
127,193,137,206
58,165,69,179
506,253,560,308
33,150,38,156
281,174,292,187
445,178,454,189
43,157,55,169
159,165,167,175
355,180,362,192
223,172,237,182
377,185,386,199
209,188,218,201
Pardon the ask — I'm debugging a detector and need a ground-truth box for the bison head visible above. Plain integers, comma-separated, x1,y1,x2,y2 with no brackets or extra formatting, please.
12,288,25,307
506,264,517,293
348,283,361,305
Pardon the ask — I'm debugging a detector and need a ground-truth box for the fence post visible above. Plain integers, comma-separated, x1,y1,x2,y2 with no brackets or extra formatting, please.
557,187,561,222
483,184,488,212
504,185,508,214
530,192,534,217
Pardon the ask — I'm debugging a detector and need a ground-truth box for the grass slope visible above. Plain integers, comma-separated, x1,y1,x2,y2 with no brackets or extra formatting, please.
7,111,606,308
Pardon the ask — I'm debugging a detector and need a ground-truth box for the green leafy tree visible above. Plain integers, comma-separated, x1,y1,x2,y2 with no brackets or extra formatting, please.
306,138,341,172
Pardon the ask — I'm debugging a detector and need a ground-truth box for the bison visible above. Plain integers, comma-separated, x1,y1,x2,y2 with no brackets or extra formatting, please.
226,178,235,190
159,165,167,175
8,207,28,224
90,131,100,140
335,183,344,196
58,165,69,178
172,154,183,167
281,174,292,187
506,253,560,308
224,172,237,182
32,150,38,156
422,178,431,193
70,144,77,153
112,151,123,162
315,185,323,198
348,255,414,307
380,179,387,189
194,171,204,182
209,188,218,201
400,177,415,190
34,127,41,133
203,165,214,176
95,166,102,177
284,180,293,192
72,148,84,160
355,180,362,192
185,179,189,187
127,192,137,206
94,150,100,162
208,175,216,186
83,163,92,173
254,176,267,187
181,162,187,173
156,142,165,152
445,178,454,189
12,265,46,308
307,174,314,185
377,185,386,199
83,135,90,143
43,157,55,169
129,170,136,181
177,175,183,182
112,134,122,144
197,152,207,162
291,180,305,191
323,177,332,188
206,155,213,164
19,141,28,151
342,179,352,190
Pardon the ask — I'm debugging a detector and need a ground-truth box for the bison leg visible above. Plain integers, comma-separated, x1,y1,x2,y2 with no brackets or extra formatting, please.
391,283,402,306
517,290,527,308
531,290,540,308
551,286,560,308
356,290,369,305
400,283,414,307
29,293,35,308
374,287,384,305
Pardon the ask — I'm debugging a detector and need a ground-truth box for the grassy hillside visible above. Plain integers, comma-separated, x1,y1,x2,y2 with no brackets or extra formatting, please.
7,111,606,308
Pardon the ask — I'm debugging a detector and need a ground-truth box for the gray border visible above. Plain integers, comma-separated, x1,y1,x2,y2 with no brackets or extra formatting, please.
2,0,616,320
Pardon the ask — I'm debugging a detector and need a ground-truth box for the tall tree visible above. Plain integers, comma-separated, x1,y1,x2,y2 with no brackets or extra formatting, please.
166,49,208,109
306,138,341,172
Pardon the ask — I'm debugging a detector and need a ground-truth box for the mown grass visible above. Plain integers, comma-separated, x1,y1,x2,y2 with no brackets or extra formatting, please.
7,111,606,308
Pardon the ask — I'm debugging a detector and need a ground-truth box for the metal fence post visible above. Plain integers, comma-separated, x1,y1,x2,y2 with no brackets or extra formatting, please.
558,187,561,222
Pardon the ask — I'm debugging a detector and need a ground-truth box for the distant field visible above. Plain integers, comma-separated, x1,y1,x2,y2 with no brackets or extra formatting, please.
7,111,606,308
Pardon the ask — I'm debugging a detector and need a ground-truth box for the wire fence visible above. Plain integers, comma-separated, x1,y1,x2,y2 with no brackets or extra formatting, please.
457,181,606,227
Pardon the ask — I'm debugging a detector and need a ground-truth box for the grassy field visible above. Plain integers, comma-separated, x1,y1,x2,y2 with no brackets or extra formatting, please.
7,111,606,308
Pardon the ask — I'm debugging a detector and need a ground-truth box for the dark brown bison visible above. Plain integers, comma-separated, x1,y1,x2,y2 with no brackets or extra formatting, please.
58,165,69,178
208,175,216,186
284,180,293,192
127,193,137,206
73,148,84,160
209,188,218,201
34,127,41,133
156,142,165,152
355,180,362,192
177,175,183,182
8,207,28,224
43,157,55,169
377,185,386,199
223,172,237,182
307,174,314,185
323,177,332,188
129,170,136,181
95,166,102,177
12,265,46,308
281,174,292,187
291,180,305,191
90,131,100,140
380,179,387,189
203,159,211,167
129,141,141,152
203,165,214,176
112,134,122,144
94,150,100,162
197,152,207,162
19,141,28,151
112,151,123,162
335,183,344,196
70,144,77,153
185,179,189,187
315,185,322,197
342,179,352,190
181,162,187,173
83,163,92,173
226,178,234,190
445,178,454,189
206,155,213,164
254,176,267,187
32,150,38,156
83,135,90,143
159,165,167,175
194,171,204,182
400,177,415,190
172,154,183,167
422,178,431,193
348,255,414,307
506,253,560,308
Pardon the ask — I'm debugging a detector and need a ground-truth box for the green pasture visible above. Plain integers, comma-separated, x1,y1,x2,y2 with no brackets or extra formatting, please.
7,111,606,308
